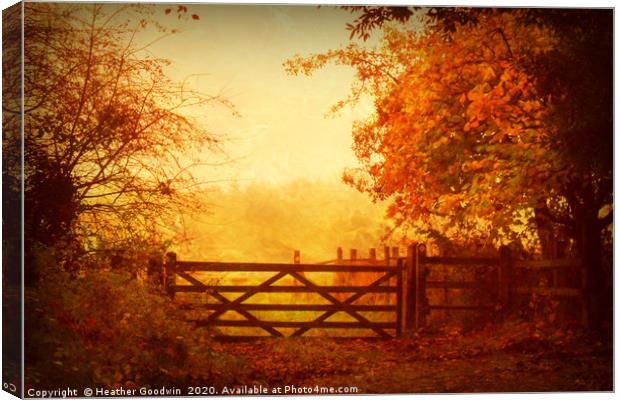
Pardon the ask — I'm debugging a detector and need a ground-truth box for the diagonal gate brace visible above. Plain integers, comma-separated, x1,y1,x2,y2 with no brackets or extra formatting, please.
288,271,395,339
177,271,284,337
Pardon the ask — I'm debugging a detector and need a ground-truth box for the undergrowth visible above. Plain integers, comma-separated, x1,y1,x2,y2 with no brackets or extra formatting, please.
25,269,244,391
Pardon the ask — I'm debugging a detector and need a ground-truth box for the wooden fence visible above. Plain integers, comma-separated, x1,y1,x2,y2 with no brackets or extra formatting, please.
153,244,587,339
404,244,587,329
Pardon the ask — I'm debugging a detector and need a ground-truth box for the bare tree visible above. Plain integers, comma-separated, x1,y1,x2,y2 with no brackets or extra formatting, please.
16,3,233,279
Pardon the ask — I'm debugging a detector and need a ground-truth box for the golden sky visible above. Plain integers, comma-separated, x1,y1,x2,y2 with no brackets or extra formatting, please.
129,5,400,261
143,4,375,187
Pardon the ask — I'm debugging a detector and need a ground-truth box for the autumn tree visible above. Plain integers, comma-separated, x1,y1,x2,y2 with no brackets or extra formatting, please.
12,3,232,282
286,8,612,331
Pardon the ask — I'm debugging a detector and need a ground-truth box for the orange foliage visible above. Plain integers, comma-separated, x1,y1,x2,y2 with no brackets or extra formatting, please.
285,10,593,245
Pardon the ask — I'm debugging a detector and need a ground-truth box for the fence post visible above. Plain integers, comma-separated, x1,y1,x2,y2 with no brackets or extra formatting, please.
416,244,428,328
337,247,343,262
293,250,301,264
498,245,513,312
581,265,589,327
384,246,391,266
404,243,417,332
396,257,404,336
350,248,357,261
391,246,399,259
147,252,164,287
369,248,377,262
164,252,177,299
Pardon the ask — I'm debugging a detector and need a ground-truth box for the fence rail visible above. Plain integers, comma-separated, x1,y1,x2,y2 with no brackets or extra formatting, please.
180,304,397,312
404,244,587,329
175,261,395,272
157,243,586,339
164,254,400,339
514,258,582,269
173,285,399,293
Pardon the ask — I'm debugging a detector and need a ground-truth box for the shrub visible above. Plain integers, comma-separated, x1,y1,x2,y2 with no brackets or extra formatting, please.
25,268,244,390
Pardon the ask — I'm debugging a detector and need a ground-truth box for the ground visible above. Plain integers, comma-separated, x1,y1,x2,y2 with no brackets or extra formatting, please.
212,321,613,394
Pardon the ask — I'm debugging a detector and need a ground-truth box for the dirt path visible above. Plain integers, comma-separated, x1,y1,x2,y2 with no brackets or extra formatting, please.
298,351,612,393
212,322,612,394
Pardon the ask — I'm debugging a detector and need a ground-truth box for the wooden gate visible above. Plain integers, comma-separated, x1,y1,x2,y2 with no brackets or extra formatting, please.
163,253,405,339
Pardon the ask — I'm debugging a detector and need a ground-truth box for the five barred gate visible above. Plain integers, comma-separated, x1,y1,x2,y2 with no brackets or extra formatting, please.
154,244,587,339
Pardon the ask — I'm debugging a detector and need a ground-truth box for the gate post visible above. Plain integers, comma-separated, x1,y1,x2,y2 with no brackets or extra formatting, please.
164,252,177,299
404,243,428,332
416,244,428,329
404,243,416,332
147,252,164,287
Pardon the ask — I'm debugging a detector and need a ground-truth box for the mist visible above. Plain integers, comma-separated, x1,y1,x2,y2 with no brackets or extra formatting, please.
174,178,395,263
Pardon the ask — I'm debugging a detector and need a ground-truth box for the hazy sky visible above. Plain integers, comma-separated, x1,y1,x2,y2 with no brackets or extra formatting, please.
143,5,376,186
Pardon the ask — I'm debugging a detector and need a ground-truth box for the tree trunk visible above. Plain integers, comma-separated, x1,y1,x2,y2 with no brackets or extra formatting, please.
577,213,611,336
534,207,556,258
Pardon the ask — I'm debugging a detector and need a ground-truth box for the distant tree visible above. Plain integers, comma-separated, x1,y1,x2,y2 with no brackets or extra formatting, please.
12,3,234,282
286,8,612,331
